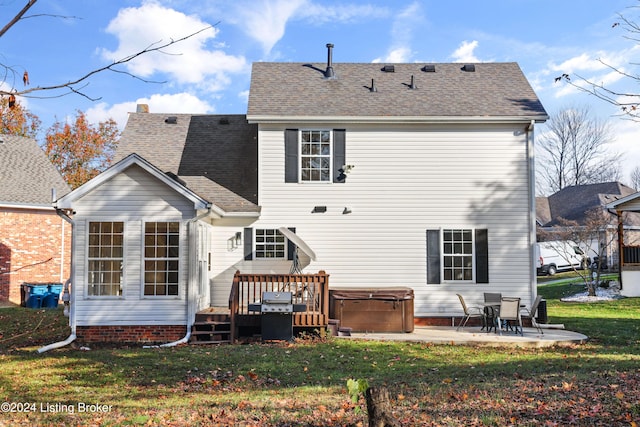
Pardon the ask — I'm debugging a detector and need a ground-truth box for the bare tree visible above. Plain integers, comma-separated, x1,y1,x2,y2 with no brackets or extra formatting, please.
630,166,640,189
537,105,621,195
539,208,618,296
555,2,640,120
0,0,212,102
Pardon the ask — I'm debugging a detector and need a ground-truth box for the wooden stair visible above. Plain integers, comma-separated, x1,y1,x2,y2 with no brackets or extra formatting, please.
189,310,232,345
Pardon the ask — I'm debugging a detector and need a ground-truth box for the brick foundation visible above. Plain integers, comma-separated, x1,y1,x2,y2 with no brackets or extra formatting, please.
76,325,186,343
0,208,71,304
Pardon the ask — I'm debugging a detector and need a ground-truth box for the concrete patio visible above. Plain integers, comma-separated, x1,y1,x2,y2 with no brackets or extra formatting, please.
342,326,588,348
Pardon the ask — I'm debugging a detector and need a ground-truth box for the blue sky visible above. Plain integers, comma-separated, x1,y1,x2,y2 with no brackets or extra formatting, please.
2,0,640,183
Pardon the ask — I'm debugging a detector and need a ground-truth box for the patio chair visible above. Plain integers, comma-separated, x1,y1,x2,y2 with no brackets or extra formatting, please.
521,295,544,334
456,294,485,331
497,297,523,336
483,292,502,303
522,295,565,331
482,293,501,333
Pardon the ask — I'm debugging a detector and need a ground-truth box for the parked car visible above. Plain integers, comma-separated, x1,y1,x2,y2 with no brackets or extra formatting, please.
536,241,590,276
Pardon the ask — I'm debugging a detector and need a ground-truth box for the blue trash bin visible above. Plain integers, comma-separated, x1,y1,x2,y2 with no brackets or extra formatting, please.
48,283,63,295
42,292,60,308
24,284,49,309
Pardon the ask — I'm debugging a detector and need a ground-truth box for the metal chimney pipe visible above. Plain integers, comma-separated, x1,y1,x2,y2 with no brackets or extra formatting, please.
324,43,335,78
370,78,377,92
410,75,417,89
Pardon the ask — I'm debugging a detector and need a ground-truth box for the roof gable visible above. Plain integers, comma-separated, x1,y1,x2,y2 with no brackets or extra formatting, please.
247,62,548,122
0,134,70,206
56,153,210,211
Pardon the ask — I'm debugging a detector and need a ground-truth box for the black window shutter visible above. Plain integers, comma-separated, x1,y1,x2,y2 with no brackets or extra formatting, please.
287,227,296,261
333,129,346,183
426,229,441,284
475,229,489,283
244,228,253,261
284,129,298,183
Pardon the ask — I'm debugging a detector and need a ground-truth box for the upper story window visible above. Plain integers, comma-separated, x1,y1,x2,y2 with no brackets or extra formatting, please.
284,129,345,184
255,229,286,259
300,130,331,182
144,222,180,296
87,222,124,296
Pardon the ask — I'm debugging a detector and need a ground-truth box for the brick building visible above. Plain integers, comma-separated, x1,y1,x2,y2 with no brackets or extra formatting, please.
0,134,71,304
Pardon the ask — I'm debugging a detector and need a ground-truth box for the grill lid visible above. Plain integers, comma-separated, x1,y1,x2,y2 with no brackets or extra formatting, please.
262,291,293,304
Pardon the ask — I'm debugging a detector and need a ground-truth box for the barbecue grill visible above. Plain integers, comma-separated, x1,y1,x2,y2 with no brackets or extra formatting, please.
248,291,307,340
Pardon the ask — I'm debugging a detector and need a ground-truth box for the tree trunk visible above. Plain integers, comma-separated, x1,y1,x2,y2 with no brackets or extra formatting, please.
365,387,400,427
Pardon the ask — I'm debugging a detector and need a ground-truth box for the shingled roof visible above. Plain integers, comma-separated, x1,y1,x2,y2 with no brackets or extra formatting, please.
115,113,259,213
0,134,70,206
539,182,640,227
247,62,548,121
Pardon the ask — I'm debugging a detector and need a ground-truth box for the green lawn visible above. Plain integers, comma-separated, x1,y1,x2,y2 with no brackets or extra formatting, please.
1,283,639,426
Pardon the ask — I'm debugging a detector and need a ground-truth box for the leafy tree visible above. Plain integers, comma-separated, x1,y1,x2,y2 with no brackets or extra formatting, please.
42,111,120,189
0,97,41,138
537,105,621,195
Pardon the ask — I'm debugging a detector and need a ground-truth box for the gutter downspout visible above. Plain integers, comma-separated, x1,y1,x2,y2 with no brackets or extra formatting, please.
526,119,537,304
144,207,212,348
38,208,76,353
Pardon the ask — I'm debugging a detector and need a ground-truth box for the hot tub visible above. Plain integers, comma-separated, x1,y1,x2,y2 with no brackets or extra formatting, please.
329,287,414,333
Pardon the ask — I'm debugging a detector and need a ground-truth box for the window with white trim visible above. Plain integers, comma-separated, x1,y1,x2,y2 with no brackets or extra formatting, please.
442,229,474,281
87,222,124,296
300,130,331,182
144,222,180,296
255,229,286,259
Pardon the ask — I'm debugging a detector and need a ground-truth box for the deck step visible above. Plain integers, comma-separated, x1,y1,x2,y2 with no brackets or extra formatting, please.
189,314,232,344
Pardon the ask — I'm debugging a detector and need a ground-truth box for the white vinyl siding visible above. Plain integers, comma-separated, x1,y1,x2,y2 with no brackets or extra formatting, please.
71,165,192,326
235,122,535,315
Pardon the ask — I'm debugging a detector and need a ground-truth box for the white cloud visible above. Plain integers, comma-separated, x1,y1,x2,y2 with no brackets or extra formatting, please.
101,1,246,89
372,2,422,63
225,0,306,54
86,93,214,130
219,0,389,55
607,119,640,182
450,40,480,63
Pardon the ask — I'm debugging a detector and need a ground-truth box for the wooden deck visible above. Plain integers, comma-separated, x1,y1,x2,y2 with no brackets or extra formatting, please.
228,270,330,342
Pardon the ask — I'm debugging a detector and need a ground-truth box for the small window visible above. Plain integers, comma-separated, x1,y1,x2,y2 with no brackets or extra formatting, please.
87,222,124,296
442,229,474,281
300,130,331,182
144,222,180,296
255,229,286,259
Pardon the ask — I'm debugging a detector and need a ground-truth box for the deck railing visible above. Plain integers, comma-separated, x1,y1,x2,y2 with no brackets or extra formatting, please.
228,270,330,341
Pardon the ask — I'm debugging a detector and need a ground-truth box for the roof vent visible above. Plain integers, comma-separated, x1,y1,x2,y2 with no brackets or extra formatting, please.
219,117,230,125
409,75,418,90
382,65,395,73
422,64,436,73
369,78,378,93
461,64,476,72
164,116,177,124
324,43,335,79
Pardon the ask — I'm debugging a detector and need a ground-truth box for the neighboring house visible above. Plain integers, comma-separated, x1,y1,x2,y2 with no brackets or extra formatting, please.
536,182,640,268
53,46,548,342
607,191,640,297
0,134,71,304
